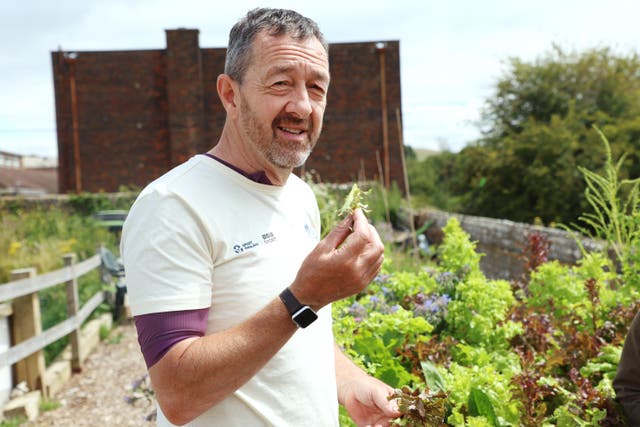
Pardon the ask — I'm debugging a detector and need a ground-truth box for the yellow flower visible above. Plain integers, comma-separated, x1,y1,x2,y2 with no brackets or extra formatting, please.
58,238,78,254
8,241,22,256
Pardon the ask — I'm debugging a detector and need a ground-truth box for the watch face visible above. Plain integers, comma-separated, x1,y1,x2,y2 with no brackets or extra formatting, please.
292,307,318,328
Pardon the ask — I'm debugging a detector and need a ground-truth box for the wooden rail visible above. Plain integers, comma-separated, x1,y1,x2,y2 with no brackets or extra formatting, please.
0,251,106,399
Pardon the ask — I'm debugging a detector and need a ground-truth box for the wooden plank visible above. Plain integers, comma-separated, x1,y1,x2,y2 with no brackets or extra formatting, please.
1,252,105,399
63,254,81,372
74,255,102,277
0,291,104,368
0,254,100,302
10,269,47,396
1,269,70,302
0,304,12,317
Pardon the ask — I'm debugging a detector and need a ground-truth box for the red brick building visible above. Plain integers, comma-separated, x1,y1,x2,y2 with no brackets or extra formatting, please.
52,29,404,193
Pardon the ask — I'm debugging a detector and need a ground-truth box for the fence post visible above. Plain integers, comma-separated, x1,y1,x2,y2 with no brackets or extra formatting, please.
0,304,13,405
63,254,81,372
10,268,47,396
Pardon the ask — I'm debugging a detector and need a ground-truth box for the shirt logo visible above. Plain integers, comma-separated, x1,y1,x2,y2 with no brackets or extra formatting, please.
232,230,279,254
262,232,276,244
233,240,258,254
304,223,318,240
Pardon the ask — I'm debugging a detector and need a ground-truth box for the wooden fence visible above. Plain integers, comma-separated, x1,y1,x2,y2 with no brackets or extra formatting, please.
0,250,109,403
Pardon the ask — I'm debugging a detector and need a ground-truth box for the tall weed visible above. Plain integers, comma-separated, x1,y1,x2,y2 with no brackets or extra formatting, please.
570,127,640,281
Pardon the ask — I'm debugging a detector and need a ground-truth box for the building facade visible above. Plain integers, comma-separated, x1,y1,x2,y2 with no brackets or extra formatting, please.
52,29,404,193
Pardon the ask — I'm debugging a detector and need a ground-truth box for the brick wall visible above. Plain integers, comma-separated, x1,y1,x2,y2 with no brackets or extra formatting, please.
52,30,405,193
52,49,170,192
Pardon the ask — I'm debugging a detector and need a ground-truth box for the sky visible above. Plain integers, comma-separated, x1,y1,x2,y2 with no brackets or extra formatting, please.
1,0,639,159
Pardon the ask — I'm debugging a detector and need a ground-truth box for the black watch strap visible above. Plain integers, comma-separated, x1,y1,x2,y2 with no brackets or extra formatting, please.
279,287,318,328
279,287,304,314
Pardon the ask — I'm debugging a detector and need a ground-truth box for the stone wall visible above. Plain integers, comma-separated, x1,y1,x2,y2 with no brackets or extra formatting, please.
417,208,604,280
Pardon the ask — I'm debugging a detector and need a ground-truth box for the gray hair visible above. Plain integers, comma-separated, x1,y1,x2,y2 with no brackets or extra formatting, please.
224,8,328,83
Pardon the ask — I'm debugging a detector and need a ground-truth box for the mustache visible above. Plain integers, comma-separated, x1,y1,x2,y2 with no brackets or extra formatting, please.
273,115,311,130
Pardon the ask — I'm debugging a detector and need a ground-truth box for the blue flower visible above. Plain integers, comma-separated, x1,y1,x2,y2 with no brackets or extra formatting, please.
374,274,391,284
348,302,367,320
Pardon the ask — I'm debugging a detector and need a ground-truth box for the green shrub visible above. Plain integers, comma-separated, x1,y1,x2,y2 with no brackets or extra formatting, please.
0,207,117,283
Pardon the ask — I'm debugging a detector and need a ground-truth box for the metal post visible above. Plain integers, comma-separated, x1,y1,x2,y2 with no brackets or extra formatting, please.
376,42,390,189
65,53,82,193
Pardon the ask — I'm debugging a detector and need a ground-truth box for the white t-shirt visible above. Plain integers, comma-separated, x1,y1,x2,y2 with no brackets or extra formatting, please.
121,155,339,426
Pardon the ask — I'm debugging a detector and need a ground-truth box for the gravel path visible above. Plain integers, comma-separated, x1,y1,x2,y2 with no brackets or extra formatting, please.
23,323,156,427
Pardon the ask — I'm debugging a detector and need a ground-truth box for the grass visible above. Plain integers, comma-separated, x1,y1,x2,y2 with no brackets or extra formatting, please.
40,398,61,412
0,416,27,427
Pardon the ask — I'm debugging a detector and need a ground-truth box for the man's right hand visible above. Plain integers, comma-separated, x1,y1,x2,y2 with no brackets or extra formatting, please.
290,208,385,309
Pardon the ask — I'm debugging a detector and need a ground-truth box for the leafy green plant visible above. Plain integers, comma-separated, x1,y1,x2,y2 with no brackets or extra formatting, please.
572,127,640,265
340,307,431,388
389,386,448,426
444,360,520,426
467,387,498,425
436,218,483,279
446,274,519,349
337,183,371,217
437,218,520,349
527,252,618,331
510,348,556,427
333,202,639,425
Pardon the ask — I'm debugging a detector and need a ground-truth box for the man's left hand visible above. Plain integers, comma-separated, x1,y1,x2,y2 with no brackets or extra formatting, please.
341,375,401,427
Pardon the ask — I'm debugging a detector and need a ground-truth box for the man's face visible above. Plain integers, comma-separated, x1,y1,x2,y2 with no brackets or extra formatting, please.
236,32,330,169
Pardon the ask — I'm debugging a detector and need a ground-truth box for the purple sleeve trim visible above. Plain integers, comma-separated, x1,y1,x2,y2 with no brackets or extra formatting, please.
134,308,210,368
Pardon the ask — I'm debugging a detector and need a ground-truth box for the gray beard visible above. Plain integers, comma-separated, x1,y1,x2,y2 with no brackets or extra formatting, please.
239,102,317,169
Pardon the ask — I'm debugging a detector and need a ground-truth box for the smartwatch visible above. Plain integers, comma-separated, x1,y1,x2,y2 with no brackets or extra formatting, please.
279,287,318,328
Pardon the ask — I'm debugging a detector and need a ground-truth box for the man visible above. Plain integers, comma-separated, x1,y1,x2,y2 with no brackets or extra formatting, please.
614,310,640,425
121,8,400,427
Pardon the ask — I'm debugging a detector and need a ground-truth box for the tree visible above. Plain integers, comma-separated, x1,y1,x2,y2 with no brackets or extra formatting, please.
406,149,463,212
446,45,640,225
